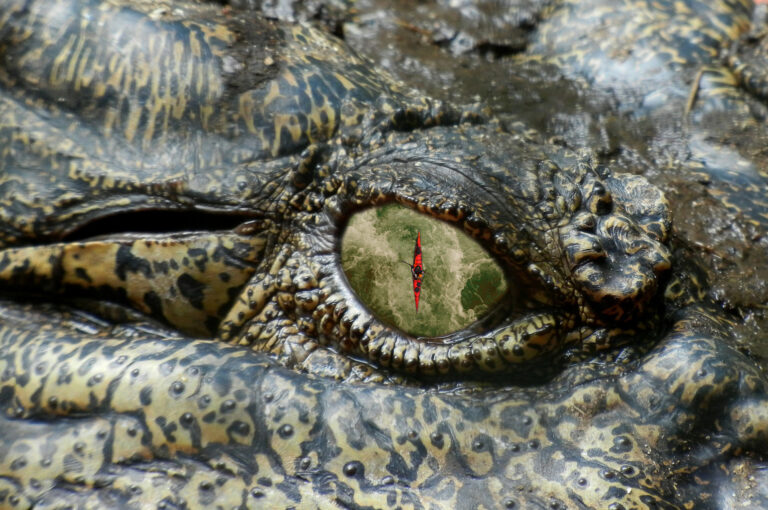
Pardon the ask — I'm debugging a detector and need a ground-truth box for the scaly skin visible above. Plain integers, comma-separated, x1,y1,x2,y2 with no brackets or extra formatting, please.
0,299,765,509
0,0,766,508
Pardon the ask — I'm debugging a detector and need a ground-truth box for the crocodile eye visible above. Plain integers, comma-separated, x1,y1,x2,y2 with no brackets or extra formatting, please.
341,204,507,337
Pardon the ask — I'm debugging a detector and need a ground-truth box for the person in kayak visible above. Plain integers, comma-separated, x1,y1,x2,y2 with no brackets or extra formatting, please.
402,260,426,281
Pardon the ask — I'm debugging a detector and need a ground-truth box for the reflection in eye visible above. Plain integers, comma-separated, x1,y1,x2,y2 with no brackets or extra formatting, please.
341,204,507,337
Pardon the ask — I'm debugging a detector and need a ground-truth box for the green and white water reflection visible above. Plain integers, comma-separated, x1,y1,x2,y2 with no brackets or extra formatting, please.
341,204,507,337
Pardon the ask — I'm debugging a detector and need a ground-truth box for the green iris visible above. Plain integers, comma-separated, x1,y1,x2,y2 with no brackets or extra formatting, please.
341,204,507,337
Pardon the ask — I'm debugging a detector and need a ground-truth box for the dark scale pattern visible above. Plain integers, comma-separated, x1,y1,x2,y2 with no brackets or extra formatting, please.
0,0,766,508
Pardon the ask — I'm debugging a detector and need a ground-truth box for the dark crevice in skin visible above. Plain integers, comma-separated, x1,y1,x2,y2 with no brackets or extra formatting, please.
475,41,529,58
433,37,530,58
61,209,257,242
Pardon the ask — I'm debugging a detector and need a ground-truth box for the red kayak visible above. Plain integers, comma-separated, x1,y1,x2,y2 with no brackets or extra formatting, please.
413,232,423,310
412,232,425,311
402,232,425,311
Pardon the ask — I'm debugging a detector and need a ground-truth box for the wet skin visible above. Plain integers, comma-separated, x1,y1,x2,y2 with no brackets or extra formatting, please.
0,0,767,509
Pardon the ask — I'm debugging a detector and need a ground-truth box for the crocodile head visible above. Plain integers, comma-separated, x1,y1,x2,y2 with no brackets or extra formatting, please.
0,1,766,508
